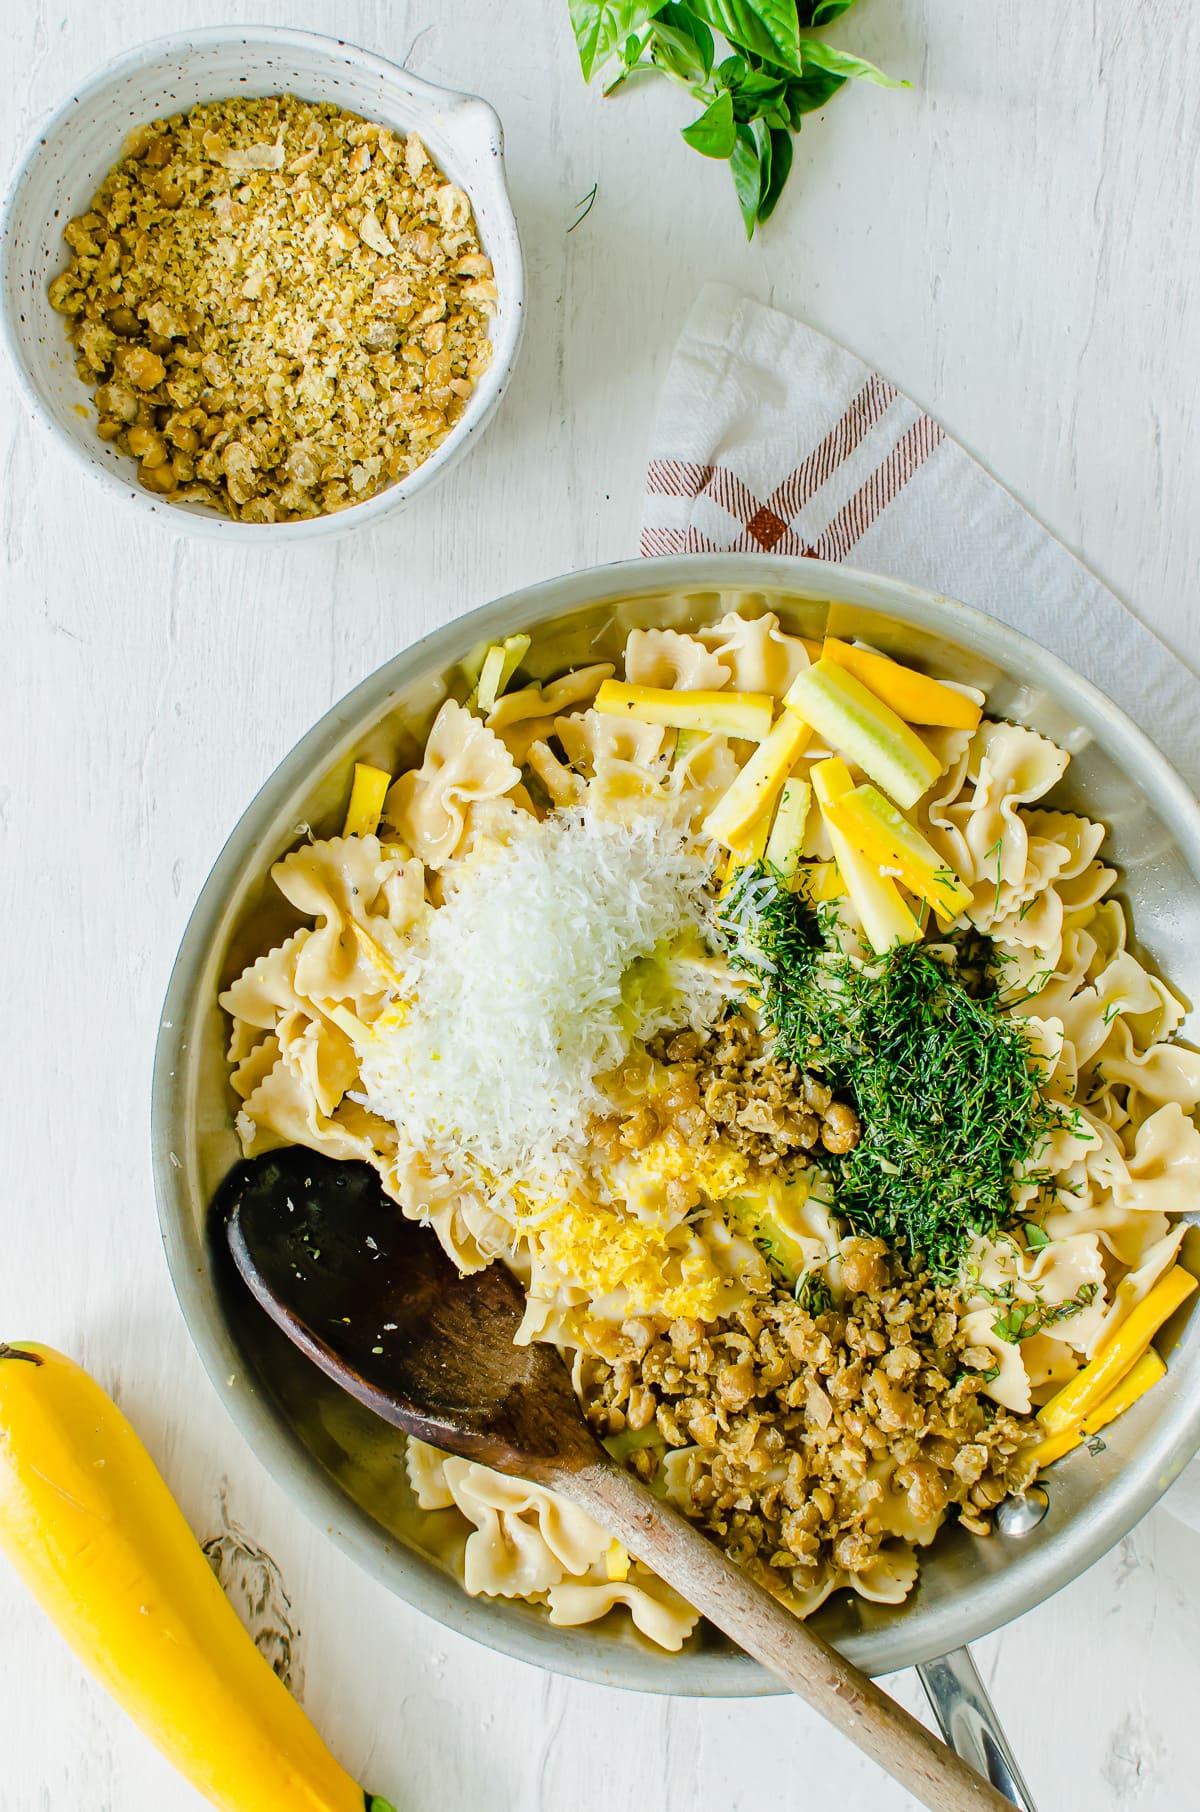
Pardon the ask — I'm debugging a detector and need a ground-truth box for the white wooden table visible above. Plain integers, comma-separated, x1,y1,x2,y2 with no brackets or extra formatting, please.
3,3,1199,1808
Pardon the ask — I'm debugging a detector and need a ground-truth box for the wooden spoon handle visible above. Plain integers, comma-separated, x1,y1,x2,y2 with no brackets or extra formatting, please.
553,1454,1016,1812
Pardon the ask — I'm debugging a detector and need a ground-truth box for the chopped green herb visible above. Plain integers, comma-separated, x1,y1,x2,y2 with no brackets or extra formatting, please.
987,835,1004,918
719,867,1075,1276
991,1302,1037,1343
992,1280,1097,1343
795,1268,834,1315
1024,1222,1051,1252
568,181,599,231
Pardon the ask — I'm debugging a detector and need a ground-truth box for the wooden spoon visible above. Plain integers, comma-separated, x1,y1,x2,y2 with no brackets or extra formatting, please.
215,1149,1016,1812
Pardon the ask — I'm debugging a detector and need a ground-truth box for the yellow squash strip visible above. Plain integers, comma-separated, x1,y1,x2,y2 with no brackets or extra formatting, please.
702,712,812,850
717,810,774,911
342,762,392,839
594,678,774,742
476,633,531,715
1038,1265,1197,1434
763,775,813,875
821,782,972,920
318,999,373,1045
794,859,844,903
812,754,854,801
785,660,943,809
721,809,773,891
0,1344,387,1812
1030,1348,1168,1469
811,760,921,954
350,920,407,992
605,1539,631,1582
822,638,983,730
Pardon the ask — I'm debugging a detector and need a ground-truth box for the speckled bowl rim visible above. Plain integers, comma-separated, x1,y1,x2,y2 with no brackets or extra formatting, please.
0,25,525,542
153,554,1200,1695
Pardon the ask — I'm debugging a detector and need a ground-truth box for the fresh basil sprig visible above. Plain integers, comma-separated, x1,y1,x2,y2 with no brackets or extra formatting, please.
568,0,904,236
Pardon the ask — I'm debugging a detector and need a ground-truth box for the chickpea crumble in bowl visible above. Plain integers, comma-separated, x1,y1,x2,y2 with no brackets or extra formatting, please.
0,29,524,539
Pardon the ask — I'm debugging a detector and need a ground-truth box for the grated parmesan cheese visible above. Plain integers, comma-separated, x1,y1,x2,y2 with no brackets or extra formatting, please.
355,805,727,1179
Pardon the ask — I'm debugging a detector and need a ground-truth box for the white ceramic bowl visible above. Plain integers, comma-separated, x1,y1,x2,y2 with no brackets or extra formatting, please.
0,27,524,541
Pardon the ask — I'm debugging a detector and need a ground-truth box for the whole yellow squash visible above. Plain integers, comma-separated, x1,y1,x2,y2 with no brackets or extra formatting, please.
0,1341,394,1812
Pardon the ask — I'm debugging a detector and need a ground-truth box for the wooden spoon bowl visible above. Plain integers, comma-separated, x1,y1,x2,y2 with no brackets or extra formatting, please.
215,1148,1016,1812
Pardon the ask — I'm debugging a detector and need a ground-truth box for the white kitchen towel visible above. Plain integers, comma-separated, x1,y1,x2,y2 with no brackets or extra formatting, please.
640,282,1200,795
640,281,1200,1527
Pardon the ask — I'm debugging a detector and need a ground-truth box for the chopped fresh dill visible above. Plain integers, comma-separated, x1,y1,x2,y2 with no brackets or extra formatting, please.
795,1269,835,1316
987,835,1004,918
718,865,1075,1278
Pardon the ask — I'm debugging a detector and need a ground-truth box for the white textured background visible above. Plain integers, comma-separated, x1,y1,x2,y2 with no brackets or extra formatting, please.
2,2,1199,1809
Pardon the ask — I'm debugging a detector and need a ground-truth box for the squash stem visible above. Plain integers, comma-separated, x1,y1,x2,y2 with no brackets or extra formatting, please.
0,1344,44,1365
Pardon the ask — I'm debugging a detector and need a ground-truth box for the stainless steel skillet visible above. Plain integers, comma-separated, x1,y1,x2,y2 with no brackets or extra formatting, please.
153,556,1200,1804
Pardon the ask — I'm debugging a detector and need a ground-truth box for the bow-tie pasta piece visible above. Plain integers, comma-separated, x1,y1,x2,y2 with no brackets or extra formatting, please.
270,834,420,1013
624,627,732,691
547,1569,699,1651
220,930,313,1061
236,1059,394,1164
1109,1103,1200,1216
380,1138,513,1274
387,699,521,870
852,1543,921,1606
1087,1224,1188,1355
273,1006,360,1118
695,610,810,696
406,1449,610,1600
485,663,614,731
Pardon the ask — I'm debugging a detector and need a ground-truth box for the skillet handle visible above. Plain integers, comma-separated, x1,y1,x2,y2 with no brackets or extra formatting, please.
917,1649,1038,1811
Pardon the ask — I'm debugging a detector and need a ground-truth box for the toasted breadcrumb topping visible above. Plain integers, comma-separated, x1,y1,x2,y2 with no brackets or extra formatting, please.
48,95,495,520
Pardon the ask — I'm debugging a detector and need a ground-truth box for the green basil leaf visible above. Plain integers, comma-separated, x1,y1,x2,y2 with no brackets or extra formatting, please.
653,2,716,77
736,89,786,124
650,19,714,83
752,115,772,198
736,69,789,101
800,36,907,89
729,121,764,237
570,0,660,83
731,78,787,122
682,88,737,158
607,32,642,83
715,52,748,87
689,0,804,76
648,25,700,81
756,123,793,222
799,0,858,24
785,67,846,122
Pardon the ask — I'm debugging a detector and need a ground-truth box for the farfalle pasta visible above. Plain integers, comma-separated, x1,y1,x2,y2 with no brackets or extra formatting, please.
220,610,1198,1653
